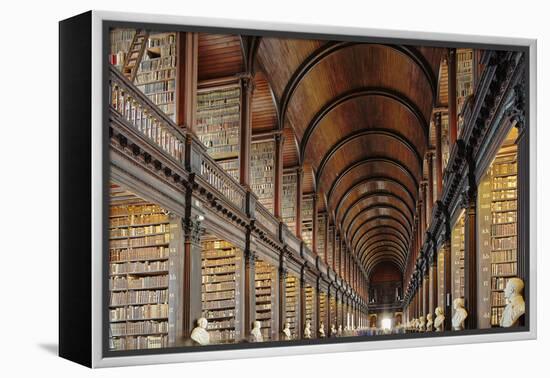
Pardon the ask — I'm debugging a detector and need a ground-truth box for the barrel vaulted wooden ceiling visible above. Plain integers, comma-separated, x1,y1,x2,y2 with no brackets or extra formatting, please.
197,33,445,279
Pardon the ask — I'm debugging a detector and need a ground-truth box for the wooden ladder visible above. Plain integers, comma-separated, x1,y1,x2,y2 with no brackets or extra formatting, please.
122,30,149,82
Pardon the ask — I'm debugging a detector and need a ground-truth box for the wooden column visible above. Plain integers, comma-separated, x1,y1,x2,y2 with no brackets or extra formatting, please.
516,119,528,327
420,183,427,244
427,152,434,224
278,261,287,340
239,77,253,186
323,214,329,264
463,189,478,329
316,278,322,337
176,32,198,130
182,207,204,339
332,227,337,272
448,48,458,147
299,268,306,339
327,285,333,331
295,167,303,237
429,255,438,319
243,250,256,338
423,274,429,320
434,112,443,199
274,133,284,218
312,193,318,254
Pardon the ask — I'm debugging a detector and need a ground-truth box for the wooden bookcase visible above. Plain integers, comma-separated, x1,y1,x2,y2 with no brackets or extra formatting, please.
326,226,333,268
305,284,315,334
250,141,275,212
437,247,445,310
478,139,518,327
109,29,136,70
134,33,177,121
319,291,327,330
285,275,299,338
108,203,174,351
201,239,242,343
196,85,241,179
317,214,326,258
451,212,465,303
282,172,297,233
301,197,313,249
255,259,276,340
329,296,337,329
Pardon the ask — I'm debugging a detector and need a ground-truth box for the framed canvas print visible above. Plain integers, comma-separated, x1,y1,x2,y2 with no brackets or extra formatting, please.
59,10,537,368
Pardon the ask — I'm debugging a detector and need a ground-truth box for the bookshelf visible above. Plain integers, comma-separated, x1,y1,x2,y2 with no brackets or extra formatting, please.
282,172,297,234
326,226,333,268
319,291,327,331
301,197,313,249
330,295,337,330
457,49,474,112
255,259,276,340
196,85,241,178
305,284,315,335
108,202,173,351
317,214,326,259
134,33,177,121
437,248,445,310
201,239,243,343
334,233,341,274
478,137,518,327
451,212,465,303
285,275,299,337
109,29,136,71
250,141,275,212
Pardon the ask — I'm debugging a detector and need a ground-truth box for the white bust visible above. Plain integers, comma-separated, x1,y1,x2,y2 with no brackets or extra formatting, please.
418,316,426,332
250,320,263,342
282,322,292,340
190,317,210,345
452,298,468,331
434,307,445,331
426,313,433,331
500,277,526,327
337,325,343,336
330,324,337,337
303,321,312,339
319,321,326,338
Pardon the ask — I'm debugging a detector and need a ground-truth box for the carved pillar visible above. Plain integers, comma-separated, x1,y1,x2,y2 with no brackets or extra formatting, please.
435,112,443,200
295,167,303,237
182,202,204,339
448,48,458,147
463,185,478,330
274,133,284,219
312,193,318,254
176,32,198,130
243,247,256,338
426,152,434,224
429,250,438,320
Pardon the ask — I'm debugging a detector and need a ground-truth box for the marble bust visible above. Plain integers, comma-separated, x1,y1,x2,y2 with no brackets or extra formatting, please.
418,316,426,332
330,324,337,337
319,321,326,338
500,277,525,327
434,307,445,331
426,313,433,331
452,298,468,331
250,320,263,342
282,322,292,340
304,321,312,339
190,317,210,345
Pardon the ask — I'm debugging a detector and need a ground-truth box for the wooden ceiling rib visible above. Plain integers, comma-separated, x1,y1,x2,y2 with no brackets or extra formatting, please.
198,33,244,81
251,72,277,133
256,38,445,277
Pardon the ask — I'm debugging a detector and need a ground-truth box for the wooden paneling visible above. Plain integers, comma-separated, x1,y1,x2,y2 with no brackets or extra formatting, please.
251,72,277,132
282,127,299,167
198,33,244,80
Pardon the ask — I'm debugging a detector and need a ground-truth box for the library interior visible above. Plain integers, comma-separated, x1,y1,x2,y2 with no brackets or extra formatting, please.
107,28,528,351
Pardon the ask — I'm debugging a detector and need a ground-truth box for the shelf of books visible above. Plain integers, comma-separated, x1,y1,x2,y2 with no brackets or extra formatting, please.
196,85,241,178
451,212,465,304
478,131,518,327
317,214,326,260
305,284,315,336
282,172,297,234
301,197,313,249
109,29,136,71
336,299,343,327
108,201,173,351
457,48,474,137
250,141,275,212
319,291,327,331
326,226,334,268
329,296,337,331
255,259,276,340
334,233,341,274
285,275,299,338
134,33,177,121
437,247,445,310
201,239,243,343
